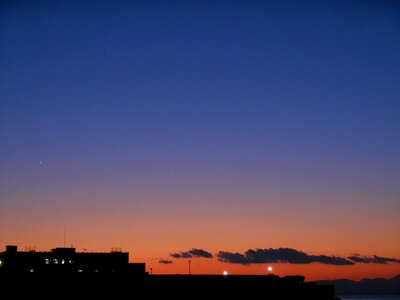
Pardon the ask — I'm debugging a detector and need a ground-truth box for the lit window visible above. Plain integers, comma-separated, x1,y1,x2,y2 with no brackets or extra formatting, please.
94,269,98,272
69,260,73,264
78,269,83,273
45,259,50,264
30,269,34,272
61,259,65,264
54,259,58,264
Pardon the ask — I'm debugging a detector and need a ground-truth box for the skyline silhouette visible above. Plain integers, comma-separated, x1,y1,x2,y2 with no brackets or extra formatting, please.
0,244,340,299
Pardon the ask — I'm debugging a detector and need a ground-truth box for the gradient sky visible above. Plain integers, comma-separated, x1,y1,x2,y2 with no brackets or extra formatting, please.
1,1,399,280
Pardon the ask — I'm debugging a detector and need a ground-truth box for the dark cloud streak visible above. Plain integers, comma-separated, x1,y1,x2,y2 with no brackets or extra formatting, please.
159,259,173,264
217,248,354,265
171,252,192,258
170,248,213,259
171,247,400,266
348,255,400,264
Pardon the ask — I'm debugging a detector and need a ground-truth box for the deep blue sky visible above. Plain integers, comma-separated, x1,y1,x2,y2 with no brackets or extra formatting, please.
0,1,399,275
2,1,399,184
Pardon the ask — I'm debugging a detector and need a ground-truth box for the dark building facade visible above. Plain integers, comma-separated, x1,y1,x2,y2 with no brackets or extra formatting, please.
0,245,146,274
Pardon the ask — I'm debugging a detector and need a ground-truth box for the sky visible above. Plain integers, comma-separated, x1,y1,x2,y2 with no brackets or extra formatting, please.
0,0,399,280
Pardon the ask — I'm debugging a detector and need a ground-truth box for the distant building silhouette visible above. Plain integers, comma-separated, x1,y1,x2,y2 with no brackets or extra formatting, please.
0,245,339,299
0,245,146,274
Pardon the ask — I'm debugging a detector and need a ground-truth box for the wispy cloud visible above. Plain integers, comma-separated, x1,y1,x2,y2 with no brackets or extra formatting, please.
348,254,400,264
159,259,173,264
170,248,213,259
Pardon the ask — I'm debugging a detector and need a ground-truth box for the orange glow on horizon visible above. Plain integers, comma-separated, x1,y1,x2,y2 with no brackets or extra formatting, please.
1,187,399,281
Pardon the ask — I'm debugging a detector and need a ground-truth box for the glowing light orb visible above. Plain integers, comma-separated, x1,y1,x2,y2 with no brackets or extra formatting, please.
267,266,273,273
223,271,228,276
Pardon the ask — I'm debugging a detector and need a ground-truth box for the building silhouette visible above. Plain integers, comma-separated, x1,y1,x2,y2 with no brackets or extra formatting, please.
0,245,145,274
0,245,339,299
